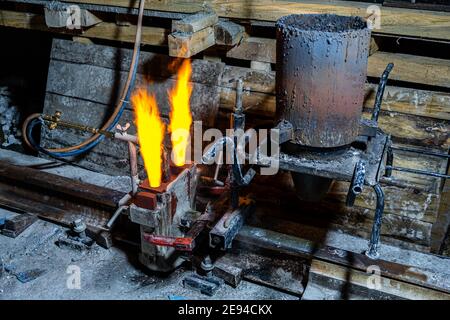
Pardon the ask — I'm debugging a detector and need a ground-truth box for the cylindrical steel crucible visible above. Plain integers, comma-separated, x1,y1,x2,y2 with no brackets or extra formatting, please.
276,14,371,148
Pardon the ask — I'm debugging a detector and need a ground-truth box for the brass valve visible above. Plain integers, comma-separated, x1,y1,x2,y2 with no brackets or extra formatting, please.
41,111,114,138
46,110,62,130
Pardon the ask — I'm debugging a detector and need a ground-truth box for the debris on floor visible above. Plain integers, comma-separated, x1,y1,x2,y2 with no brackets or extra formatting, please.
0,87,21,148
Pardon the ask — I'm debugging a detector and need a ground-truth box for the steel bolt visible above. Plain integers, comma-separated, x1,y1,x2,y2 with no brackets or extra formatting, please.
201,255,214,277
72,219,87,238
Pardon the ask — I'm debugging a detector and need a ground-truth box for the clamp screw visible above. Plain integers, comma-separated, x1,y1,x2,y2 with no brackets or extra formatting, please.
72,219,87,238
201,255,214,277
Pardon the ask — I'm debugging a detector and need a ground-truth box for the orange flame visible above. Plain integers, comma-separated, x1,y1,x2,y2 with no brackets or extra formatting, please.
168,58,193,167
131,88,165,188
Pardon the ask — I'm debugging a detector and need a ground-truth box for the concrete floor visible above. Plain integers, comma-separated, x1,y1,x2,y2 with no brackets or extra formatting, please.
0,208,296,300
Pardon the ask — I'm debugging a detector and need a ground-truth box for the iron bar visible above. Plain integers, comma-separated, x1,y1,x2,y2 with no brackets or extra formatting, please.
391,146,450,159
385,145,394,177
236,225,450,294
366,183,385,259
346,160,366,207
386,166,450,179
371,63,394,122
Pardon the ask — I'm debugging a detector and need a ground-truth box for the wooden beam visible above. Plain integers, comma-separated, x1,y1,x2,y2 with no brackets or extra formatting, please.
0,10,168,46
369,52,450,88
328,180,440,223
168,27,215,57
214,20,244,46
223,37,450,88
248,179,436,248
236,224,450,293
0,161,125,246
384,0,450,13
369,37,379,56
2,9,449,88
172,11,218,33
307,259,450,300
63,0,450,41
0,160,125,208
219,66,450,121
226,37,276,64
364,84,450,121
44,7,102,28
250,61,271,72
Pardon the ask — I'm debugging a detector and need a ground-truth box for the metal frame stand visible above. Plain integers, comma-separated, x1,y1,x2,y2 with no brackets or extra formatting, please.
366,183,385,259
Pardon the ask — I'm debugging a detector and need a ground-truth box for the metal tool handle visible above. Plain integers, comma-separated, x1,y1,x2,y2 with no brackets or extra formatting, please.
372,63,394,123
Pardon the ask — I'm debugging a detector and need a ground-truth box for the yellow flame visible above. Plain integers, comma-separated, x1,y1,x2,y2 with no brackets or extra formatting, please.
131,88,165,188
168,58,193,167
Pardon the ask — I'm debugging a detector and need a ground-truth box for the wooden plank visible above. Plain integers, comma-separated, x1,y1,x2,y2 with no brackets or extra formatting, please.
219,87,276,116
223,37,450,88
236,225,450,293
219,65,450,120
168,27,215,57
369,37,379,56
250,61,271,72
3,9,449,88
44,7,102,28
308,259,450,300
172,11,218,33
214,20,244,46
384,0,450,13
219,66,276,94
328,182,440,223
0,160,125,208
369,52,450,89
332,207,433,248
0,162,128,247
50,39,225,87
248,173,437,248
364,84,450,121
219,79,450,121
226,37,276,64
378,146,448,190
0,10,168,46
64,0,450,41
252,193,434,248
363,111,450,150
221,92,449,151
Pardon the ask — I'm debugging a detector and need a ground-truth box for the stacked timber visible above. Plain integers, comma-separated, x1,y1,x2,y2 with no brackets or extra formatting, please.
0,0,448,253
